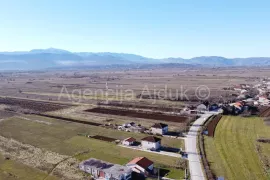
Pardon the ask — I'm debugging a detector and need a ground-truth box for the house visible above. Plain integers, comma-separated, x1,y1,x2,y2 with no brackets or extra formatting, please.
209,104,219,111
259,96,270,105
126,157,154,177
122,122,134,128
79,158,132,180
151,123,168,135
141,136,161,151
122,137,136,146
229,101,244,114
241,89,248,94
233,85,242,91
197,104,207,111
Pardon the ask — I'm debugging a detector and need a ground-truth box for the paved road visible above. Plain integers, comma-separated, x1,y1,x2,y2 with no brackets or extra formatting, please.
185,112,217,180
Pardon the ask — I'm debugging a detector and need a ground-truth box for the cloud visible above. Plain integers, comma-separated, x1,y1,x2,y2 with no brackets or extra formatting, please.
0,60,27,64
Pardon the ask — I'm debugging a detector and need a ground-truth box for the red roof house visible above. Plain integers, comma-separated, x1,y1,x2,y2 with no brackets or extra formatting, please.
122,137,136,146
126,157,154,176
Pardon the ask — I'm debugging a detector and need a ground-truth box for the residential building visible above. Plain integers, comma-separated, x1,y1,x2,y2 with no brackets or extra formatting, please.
126,157,154,177
196,104,207,111
209,104,219,111
79,158,132,180
259,96,270,105
141,136,161,151
151,123,168,135
122,137,136,146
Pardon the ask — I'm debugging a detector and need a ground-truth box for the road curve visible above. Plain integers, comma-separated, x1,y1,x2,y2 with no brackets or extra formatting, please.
185,112,216,180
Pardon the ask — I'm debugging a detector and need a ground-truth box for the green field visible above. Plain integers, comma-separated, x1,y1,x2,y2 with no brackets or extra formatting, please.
0,153,58,180
204,116,270,180
0,115,185,179
0,115,184,151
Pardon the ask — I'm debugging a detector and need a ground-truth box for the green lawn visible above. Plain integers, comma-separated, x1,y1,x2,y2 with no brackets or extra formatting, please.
204,115,270,180
0,153,58,180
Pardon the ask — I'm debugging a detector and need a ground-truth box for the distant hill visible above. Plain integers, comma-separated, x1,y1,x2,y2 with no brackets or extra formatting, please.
0,48,270,70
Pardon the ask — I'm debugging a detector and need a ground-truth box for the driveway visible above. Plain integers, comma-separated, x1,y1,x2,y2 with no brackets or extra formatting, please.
118,144,182,158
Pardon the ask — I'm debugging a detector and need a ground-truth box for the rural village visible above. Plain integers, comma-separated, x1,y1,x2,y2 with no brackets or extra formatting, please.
0,67,270,180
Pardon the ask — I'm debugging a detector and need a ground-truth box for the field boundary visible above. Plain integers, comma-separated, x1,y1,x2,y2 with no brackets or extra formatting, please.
205,115,222,137
36,114,102,126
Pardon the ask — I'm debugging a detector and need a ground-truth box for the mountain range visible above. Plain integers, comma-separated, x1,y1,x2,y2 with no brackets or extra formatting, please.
1,48,270,70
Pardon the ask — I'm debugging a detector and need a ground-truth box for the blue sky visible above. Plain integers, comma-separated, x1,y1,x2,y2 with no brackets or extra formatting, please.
0,0,269,58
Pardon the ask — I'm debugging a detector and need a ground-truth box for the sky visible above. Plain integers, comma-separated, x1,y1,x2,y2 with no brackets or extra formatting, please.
0,0,269,58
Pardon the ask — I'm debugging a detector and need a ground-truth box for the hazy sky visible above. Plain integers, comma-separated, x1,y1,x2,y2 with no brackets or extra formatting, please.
0,0,269,58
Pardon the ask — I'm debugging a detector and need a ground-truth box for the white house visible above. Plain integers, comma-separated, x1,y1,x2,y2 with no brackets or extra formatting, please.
122,137,136,146
79,158,132,180
141,136,161,151
126,157,154,177
151,123,168,135
240,89,248,94
197,104,207,111
259,96,270,105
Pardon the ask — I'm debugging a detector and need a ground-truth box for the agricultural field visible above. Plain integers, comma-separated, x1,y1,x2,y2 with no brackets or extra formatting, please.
0,97,72,113
85,107,191,122
0,115,186,179
0,67,265,105
204,116,270,180
0,153,59,180
49,105,190,132
1,67,270,180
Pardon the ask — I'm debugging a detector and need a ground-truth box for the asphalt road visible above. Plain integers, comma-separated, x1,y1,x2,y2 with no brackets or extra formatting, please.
185,112,216,180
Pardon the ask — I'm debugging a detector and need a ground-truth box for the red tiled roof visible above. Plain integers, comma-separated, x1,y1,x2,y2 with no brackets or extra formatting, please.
127,157,153,169
141,136,161,143
235,102,243,106
124,137,136,142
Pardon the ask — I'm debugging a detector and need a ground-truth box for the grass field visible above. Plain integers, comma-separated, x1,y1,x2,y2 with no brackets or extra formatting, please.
204,116,270,180
0,115,184,149
0,153,58,180
0,115,185,179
